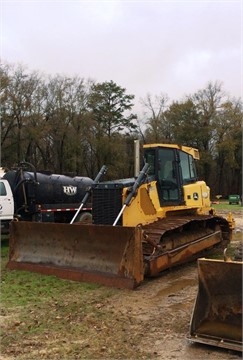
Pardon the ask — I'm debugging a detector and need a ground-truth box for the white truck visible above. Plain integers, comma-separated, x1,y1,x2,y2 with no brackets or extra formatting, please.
0,178,14,233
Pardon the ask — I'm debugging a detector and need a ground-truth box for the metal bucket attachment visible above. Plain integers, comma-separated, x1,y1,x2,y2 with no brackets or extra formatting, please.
7,221,144,289
188,258,242,352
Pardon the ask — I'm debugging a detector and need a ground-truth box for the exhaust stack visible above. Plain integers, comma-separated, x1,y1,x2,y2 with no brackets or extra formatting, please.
134,140,140,178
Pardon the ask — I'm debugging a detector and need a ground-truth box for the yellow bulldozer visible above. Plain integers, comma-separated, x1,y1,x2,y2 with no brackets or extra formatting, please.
7,143,234,289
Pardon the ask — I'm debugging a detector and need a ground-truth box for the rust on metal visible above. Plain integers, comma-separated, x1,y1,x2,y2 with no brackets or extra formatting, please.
146,231,222,276
7,221,144,289
188,258,242,352
7,214,231,289
142,215,230,276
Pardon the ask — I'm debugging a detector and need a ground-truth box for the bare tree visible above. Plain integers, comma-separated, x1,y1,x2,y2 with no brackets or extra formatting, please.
139,92,169,143
1,63,45,166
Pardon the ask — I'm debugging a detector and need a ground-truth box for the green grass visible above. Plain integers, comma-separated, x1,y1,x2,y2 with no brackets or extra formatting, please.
1,204,242,359
0,242,149,360
1,244,111,309
211,200,242,211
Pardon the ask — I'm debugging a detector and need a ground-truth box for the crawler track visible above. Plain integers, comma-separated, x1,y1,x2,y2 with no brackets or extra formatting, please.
142,215,231,276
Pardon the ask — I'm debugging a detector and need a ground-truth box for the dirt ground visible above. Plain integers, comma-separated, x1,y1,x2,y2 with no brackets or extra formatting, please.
1,210,242,360
107,209,243,360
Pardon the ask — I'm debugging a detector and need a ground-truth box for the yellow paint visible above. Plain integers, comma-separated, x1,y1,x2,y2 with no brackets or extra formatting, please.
143,143,200,159
122,179,214,226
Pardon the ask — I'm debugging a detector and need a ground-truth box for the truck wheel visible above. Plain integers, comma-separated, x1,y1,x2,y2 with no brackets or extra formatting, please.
75,212,92,223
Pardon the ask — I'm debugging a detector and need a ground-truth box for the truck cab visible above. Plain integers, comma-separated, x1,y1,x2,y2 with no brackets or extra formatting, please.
0,179,14,233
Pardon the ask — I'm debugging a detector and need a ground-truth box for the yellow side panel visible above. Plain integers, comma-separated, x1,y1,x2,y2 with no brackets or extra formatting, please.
122,182,160,226
123,180,212,226
183,181,211,210
140,187,157,215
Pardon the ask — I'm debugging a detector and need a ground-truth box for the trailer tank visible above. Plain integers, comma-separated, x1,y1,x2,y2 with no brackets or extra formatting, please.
3,163,93,223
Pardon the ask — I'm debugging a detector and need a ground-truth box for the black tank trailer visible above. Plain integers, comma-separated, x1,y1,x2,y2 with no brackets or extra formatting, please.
3,162,93,223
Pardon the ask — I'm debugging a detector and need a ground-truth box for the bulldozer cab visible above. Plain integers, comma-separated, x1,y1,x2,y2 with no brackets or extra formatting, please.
144,144,198,206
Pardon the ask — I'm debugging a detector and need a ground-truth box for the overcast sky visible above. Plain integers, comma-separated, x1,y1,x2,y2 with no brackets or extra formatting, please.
1,0,242,113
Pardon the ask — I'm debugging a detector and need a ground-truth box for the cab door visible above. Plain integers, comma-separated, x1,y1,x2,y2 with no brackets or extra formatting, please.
156,147,183,205
0,180,14,220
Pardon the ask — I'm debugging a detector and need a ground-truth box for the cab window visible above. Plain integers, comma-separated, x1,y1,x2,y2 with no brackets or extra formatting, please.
0,182,7,196
158,148,175,182
179,151,197,183
144,150,155,176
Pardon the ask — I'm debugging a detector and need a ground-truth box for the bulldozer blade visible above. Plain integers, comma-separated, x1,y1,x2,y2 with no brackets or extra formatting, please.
188,258,242,352
7,221,144,289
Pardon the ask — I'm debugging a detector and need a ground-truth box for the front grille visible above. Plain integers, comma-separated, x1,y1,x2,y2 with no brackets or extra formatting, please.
92,187,123,225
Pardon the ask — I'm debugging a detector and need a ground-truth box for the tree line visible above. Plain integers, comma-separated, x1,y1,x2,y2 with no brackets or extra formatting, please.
0,62,242,197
